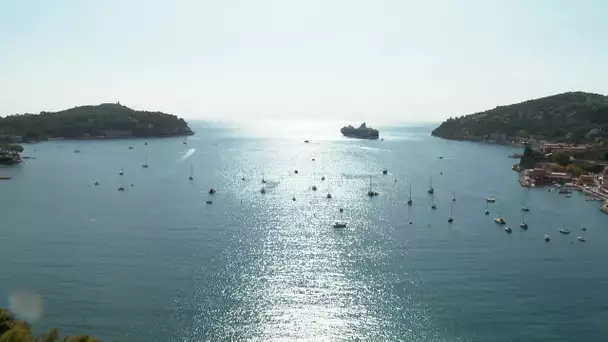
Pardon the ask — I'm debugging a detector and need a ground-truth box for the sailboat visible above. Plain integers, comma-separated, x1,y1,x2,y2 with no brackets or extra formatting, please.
428,176,434,194
520,210,528,229
484,200,490,215
261,172,267,184
448,202,454,222
452,191,456,202
119,164,124,176
188,164,194,181
494,203,506,224
326,178,332,199
367,176,379,197
142,155,149,168
407,182,413,205
74,146,81,153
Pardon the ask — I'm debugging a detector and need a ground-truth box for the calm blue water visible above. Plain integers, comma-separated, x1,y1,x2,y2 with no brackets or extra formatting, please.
1,122,608,341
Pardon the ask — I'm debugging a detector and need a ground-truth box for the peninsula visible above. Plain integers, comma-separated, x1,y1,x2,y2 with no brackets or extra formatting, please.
341,123,380,140
0,103,193,143
431,92,608,145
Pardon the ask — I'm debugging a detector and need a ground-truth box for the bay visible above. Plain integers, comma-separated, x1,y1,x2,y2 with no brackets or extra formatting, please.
1,122,607,341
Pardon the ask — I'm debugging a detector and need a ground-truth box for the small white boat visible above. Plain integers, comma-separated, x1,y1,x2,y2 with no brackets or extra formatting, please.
577,236,586,242
559,228,571,234
494,217,505,224
544,234,551,241
333,222,347,228
486,197,496,203
504,226,512,233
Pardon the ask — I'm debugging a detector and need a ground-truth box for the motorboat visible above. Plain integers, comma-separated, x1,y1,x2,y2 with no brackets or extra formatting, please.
333,222,347,228
321,176,325,181
504,226,512,233
407,199,412,205
206,200,212,204
577,236,586,242
485,209,490,215
294,170,299,174
494,217,505,224
128,146,133,150
261,187,266,194
292,197,296,201
486,197,496,203
521,206,530,212
431,204,437,210
339,208,344,213
559,228,571,235
208,188,216,194
312,185,317,191
382,169,388,175
544,234,551,241
118,186,125,191
304,140,310,143
94,181,100,186
326,193,332,199
520,223,528,229
582,226,587,231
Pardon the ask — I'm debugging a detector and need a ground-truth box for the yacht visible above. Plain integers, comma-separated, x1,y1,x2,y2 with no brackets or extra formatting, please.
577,236,586,242
333,222,347,228
504,226,512,233
559,228,571,234
544,234,551,241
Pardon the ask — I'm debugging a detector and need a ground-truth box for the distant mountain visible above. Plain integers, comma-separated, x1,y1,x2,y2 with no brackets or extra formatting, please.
0,103,193,142
431,92,608,144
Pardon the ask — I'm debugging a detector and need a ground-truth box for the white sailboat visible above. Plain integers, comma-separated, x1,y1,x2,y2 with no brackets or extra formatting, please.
407,182,413,205
452,191,456,202
484,200,490,215
428,176,434,194
119,164,124,176
367,176,378,197
520,210,528,229
494,203,505,224
189,164,194,181
448,202,454,222
142,155,149,168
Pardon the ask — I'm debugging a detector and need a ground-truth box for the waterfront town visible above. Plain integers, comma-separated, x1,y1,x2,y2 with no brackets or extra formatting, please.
518,142,608,214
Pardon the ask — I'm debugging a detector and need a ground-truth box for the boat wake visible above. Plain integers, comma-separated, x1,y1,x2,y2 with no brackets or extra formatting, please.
179,148,196,162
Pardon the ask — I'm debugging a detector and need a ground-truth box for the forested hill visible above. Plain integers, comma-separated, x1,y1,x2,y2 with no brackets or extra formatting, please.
431,92,608,144
0,103,193,142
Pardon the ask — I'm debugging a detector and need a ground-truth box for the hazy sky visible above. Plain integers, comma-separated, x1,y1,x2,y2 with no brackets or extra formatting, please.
1,0,607,122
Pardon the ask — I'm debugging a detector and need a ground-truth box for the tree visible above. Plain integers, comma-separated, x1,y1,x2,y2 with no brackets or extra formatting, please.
566,164,583,177
553,152,571,166
551,164,567,172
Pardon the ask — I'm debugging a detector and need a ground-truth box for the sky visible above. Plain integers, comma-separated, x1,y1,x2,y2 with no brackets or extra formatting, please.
1,0,607,123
